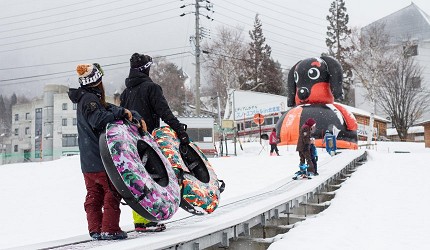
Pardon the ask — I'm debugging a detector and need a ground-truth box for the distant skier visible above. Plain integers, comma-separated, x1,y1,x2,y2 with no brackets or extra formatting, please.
310,137,319,175
296,118,316,174
269,128,280,156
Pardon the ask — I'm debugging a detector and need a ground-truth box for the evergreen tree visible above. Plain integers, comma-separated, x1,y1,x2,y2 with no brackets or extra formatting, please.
326,0,354,105
245,14,272,92
261,59,284,95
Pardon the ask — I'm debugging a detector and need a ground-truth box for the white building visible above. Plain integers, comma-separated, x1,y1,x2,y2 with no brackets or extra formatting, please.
5,85,81,164
355,3,430,123
3,84,216,164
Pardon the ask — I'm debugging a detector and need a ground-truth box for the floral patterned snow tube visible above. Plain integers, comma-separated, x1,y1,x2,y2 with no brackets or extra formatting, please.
153,126,224,215
99,121,180,221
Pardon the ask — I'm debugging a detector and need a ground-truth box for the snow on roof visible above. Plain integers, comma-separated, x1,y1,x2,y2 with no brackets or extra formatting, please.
386,126,424,136
335,102,390,122
415,119,430,126
364,3,430,43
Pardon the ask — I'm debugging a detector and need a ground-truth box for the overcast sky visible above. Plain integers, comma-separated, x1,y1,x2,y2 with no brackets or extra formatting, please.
1,0,429,98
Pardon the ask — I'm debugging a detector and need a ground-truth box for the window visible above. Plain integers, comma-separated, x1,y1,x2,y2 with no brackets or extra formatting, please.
62,118,67,126
25,127,30,135
62,103,68,110
187,128,213,142
14,114,19,121
25,113,30,120
35,108,42,119
62,134,78,147
264,117,273,125
411,77,421,88
245,121,252,129
14,145,18,152
14,128,18,136
73,118,77,126
73,103,77,110
403,44,418,57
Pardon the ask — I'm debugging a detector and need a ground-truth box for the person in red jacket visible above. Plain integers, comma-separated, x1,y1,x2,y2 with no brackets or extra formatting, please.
269,128,280,156
296,118,317,173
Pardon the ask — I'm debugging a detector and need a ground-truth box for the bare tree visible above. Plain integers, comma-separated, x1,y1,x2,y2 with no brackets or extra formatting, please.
348,23,396,110
349,24,430,140
202,26,248,112
375,51,430,141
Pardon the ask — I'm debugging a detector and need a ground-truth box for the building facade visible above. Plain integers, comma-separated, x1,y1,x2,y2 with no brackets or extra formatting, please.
355,3,430,123
1,84,216,164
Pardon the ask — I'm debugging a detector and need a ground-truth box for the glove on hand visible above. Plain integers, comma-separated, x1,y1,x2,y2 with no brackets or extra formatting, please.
178,131,190,145
315,156,318,162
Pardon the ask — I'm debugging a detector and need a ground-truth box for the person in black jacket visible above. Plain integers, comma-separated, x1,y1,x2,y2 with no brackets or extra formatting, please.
69,63,142,240
120,53,189,232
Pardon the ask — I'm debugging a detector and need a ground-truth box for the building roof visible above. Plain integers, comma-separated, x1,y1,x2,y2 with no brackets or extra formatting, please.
415,119,430,126
387,126,424,136
364,3,430,43
335,102,390,122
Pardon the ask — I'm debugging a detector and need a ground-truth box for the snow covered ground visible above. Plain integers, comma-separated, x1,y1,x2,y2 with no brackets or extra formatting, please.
1,141,429,249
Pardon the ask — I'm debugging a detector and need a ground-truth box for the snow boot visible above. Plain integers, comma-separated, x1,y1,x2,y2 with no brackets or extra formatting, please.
100,231,128,240
90,232,101,240
135,222,166,232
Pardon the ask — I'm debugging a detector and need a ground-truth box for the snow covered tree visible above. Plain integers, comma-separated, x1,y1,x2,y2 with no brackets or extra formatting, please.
150,57,188,115
326,0,354,105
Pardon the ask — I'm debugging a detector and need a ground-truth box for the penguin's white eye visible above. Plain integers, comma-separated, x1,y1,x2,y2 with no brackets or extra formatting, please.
308,67,320,80
294,71,299,83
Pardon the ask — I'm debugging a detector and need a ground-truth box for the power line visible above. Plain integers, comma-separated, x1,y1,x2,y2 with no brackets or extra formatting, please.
0,46,189,71
0,7,179,47
214,9,326,51
0,0,100,20
0,0,167,37
0,51,192,86
0,0,127,27
0,14,179,53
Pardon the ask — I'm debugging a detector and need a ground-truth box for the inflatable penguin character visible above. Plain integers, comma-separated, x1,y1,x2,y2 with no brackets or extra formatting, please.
276,56,358,149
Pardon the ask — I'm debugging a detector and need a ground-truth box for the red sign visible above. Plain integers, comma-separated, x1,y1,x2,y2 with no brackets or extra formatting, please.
253,113,265,125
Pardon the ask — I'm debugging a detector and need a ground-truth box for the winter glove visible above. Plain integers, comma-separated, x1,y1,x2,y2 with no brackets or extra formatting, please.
315,156,318,162
178,131,190,145
176,123,189,145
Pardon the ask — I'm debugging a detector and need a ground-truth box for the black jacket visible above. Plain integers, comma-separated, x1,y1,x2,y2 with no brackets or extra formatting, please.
120,69,184,134
68,87,127,173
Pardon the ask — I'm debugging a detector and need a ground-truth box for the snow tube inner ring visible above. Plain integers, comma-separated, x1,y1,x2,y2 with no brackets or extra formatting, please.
136,139,169,188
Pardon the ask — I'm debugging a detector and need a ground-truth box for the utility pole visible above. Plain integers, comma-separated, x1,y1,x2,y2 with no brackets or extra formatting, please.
195,0,201,115
180,0,213,116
